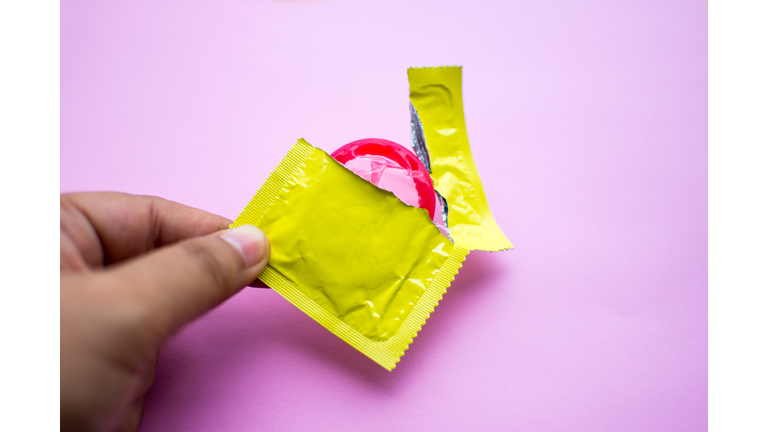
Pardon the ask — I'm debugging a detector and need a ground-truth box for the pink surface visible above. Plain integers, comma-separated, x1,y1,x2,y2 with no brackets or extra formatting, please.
61,1,707,431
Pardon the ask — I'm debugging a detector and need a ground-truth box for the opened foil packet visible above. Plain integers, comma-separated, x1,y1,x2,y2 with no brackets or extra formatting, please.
231,66,511,370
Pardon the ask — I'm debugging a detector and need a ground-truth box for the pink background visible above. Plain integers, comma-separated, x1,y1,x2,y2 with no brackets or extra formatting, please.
61,1,707,431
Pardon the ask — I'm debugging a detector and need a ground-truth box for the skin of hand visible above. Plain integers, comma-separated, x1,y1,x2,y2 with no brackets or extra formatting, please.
60,192,270,432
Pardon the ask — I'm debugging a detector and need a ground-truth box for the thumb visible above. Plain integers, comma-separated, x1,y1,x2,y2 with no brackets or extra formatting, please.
106,224,270,340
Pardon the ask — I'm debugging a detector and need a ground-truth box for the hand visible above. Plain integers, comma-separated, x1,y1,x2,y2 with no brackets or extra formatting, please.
60,192,270,432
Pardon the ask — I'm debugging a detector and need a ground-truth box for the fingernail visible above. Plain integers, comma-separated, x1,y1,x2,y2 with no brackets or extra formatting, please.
221,225,268,268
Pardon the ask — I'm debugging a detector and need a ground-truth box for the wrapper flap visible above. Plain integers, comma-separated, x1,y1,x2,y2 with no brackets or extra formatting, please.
408,66,513,252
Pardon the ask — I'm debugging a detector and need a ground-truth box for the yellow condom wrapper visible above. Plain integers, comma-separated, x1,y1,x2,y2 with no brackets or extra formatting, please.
408,66,513,251
232,139,468,370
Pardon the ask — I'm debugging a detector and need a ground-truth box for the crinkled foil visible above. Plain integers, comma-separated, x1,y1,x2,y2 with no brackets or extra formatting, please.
409,102,431,173
410,102,451,240
435,189,453,242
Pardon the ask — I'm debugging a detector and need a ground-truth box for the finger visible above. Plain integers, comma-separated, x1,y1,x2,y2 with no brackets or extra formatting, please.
62,192,232,266
116,397,144,432
106,225,270,341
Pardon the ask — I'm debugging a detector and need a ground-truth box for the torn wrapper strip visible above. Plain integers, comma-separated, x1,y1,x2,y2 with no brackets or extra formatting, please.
408,66,513,251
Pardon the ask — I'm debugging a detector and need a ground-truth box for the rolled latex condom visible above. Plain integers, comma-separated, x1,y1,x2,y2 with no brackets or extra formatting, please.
331,138,450,238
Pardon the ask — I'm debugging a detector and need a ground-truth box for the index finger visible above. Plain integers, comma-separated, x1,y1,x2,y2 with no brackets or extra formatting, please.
62,192,232,265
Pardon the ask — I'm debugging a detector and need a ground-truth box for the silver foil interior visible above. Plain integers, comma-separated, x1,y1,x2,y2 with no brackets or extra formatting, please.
410,102,452,242
434,189,453,242
409,102,432,173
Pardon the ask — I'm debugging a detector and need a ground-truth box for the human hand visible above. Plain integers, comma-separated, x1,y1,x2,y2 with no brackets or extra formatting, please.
60,192,270,432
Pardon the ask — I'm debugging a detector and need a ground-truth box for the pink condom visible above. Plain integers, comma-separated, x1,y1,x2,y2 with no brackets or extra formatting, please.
332,138,437,220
